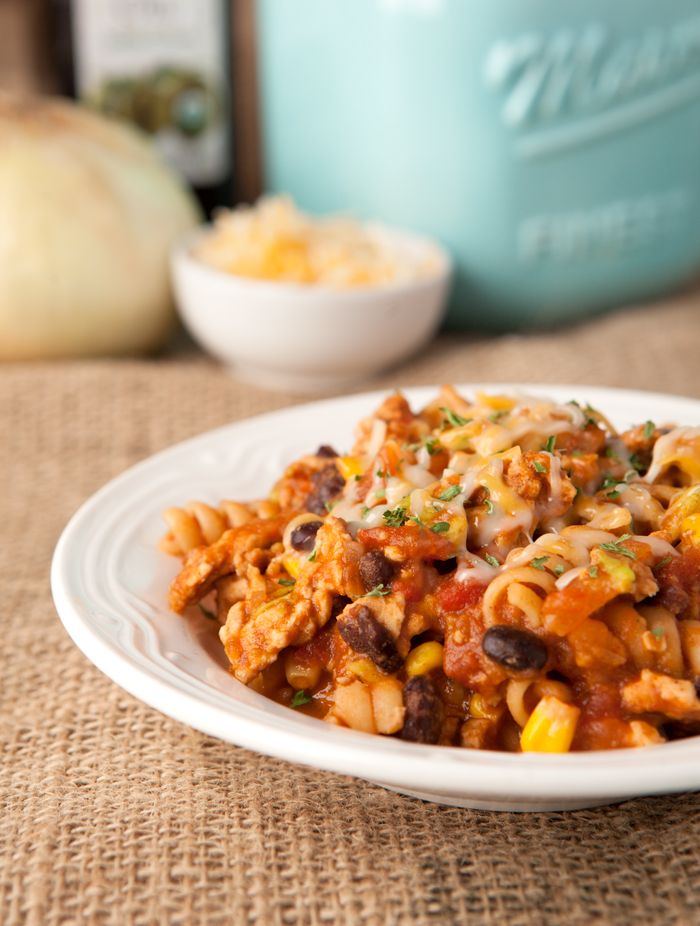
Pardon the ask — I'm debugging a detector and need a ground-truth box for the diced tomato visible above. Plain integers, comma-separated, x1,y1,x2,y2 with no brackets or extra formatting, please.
437,579,484,612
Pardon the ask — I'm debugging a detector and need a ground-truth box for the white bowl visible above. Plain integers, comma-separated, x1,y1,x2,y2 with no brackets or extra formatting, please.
170,224,452,393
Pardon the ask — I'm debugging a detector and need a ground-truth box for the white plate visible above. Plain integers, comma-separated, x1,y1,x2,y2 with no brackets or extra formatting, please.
51,384,700,812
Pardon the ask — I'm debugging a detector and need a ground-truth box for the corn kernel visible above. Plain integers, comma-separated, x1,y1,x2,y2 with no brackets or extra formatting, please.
405,641,444,677
520,695,580,753
348,658,385,684
681,513,700,546
282,556,301,578
337,456,363,480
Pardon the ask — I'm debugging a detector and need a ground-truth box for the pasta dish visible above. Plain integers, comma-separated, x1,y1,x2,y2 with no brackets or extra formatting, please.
160,387,700,753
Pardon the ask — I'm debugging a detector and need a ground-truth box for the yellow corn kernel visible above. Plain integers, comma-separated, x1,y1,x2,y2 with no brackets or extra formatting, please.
595,551,635,593
405,641,444,677
348,658,385,684
520,695,580,753
337,456,363,480
468,692,500,720
681,513,700,546
282,556,301,578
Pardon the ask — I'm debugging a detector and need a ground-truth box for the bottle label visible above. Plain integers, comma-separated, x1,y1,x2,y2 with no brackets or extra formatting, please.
72,0,230,185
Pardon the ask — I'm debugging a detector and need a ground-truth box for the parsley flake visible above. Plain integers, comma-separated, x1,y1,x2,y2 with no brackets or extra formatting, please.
374,489,386,498
354,474,362,482
598,537,637,560
489,410,509,423
605,447,618,459
533,461,547,473
606,489,621,499
439,407,472,428
360,506,370,519
438,485,461,501
485,499,494,515
409,514,425,529
651,627,665,640
629,453,645,473
365,584,392,598
531,555,549,570
484,553,500,568
198,604,217,621
643,420,655,440
588,566,598,578
278,578,295,587
431,522,450,534
571,450,585,457
307,548,317,562
654,555,672,570
544,436,556,454
325,499,340,512
291,690,313,708
554,564,565,576
425,438,441,456
383,506,408,528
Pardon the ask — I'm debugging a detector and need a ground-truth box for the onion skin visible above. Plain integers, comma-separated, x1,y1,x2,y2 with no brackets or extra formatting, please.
0,93,202,359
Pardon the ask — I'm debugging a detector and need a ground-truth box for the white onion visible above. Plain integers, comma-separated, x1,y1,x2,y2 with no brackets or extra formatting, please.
0,93,202,359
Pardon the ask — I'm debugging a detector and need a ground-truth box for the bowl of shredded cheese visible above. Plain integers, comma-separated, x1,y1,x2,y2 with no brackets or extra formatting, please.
171,196,451,393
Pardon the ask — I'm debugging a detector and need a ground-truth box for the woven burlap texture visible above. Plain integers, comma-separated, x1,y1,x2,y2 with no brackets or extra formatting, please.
2,291,700,926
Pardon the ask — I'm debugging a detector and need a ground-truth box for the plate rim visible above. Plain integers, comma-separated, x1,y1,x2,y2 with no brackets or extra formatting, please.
51,382,700,805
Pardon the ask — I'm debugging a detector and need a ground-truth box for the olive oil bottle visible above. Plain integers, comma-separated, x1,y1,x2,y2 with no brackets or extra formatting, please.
52,0,233,216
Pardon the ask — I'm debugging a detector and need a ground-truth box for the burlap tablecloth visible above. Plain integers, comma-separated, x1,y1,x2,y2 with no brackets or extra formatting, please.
3,289,700,926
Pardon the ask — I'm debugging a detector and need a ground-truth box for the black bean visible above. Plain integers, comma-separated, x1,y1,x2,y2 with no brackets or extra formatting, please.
433,557,458,575
330,595,352,620
481,626,548,673
290,520,322,552
401,676,443,744
316,445,338,458
337,605,402,674
359,550,395,592
306,464,345,516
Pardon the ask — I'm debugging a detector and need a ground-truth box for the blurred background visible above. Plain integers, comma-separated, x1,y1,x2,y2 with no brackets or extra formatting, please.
0,0,263,204
2,0,700,372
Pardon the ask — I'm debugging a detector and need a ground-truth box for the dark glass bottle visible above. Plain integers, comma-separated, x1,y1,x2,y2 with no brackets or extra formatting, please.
50,0,233,218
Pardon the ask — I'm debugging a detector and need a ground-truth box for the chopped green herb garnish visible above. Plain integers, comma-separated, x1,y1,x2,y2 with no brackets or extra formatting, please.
360,506,370,519
644,420,655,440
365,584,392,598
484,553,500,568
574,485,583,500
533,461,547,473
291,690,313,708
439,407,472,428
354,474,362,482
588,566,598,578
425,438,441,455
605,447,617,459
431,521,450,534
489,410,509,423
409,514,425,529
624,470,638,483
307,548,317,562
654,555,672,570
570,450,585,457
376,468,386,479
198,604,217,621
554,564,565,576
485,499,494,515
530,555,549,570
544,435,556,454
325,499,340,512
383,506,408,528
278,577,296,587
598,537,637,560
606,489,621,499
374,489,386,498
651,627,665,640
438,485,461,501
629,453,645,473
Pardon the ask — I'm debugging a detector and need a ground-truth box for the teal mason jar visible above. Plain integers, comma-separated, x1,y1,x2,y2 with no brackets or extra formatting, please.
256,0,700,331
